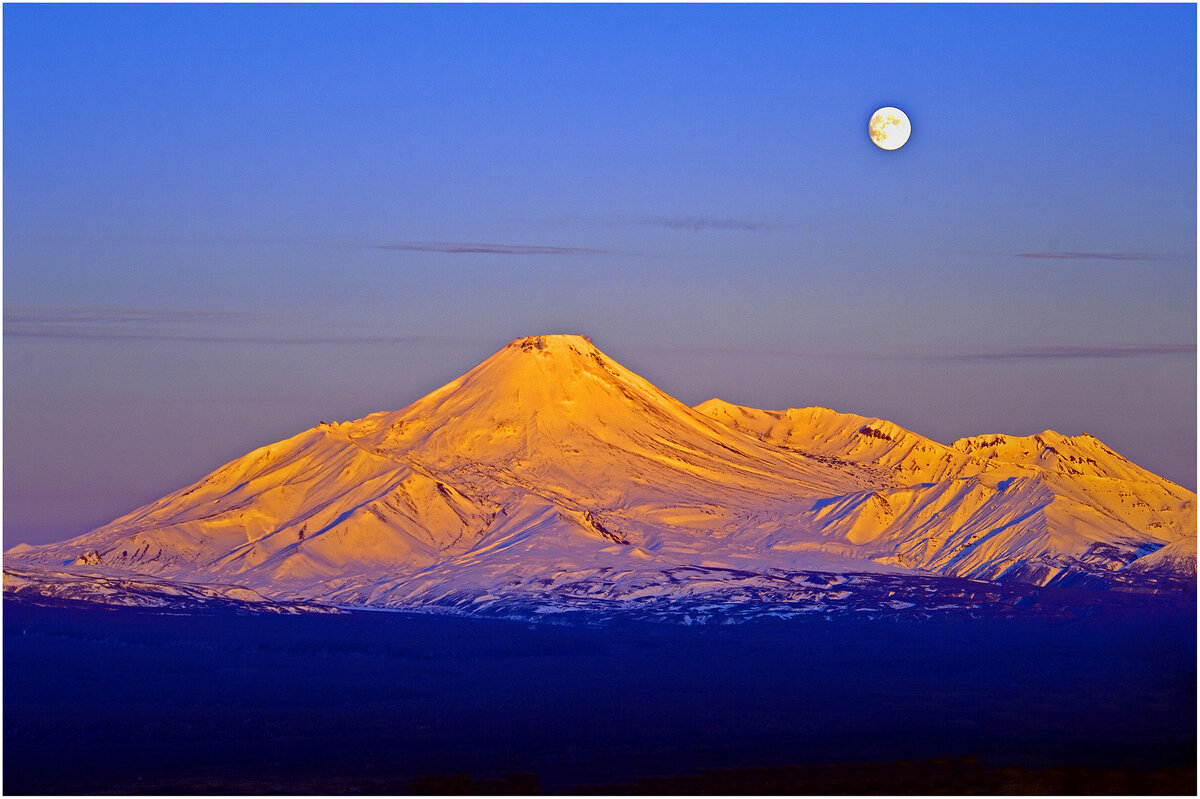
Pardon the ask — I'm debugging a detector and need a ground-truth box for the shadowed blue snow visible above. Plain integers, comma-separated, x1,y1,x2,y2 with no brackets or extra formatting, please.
4,4,1195,544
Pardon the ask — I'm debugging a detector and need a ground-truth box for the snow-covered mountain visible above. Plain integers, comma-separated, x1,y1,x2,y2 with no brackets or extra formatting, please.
694,399,1194,586
5,335,1194,616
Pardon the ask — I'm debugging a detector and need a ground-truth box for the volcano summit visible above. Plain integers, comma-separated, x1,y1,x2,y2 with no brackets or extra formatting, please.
5,335,1195,618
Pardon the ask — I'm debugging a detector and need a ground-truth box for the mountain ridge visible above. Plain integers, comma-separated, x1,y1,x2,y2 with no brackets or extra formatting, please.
5,334,1194,616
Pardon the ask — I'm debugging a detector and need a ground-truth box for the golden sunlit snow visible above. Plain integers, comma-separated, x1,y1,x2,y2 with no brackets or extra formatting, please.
4,335,1194,611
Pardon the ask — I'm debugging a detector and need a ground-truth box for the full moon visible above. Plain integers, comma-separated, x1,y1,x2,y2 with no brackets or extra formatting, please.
869,106,911,150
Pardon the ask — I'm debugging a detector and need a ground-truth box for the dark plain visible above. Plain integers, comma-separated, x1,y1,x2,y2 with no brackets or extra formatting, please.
4,596,1195,794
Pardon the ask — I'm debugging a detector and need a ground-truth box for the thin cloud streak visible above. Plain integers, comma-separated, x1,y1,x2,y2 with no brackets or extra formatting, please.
940,344,1195,361
637,345,842,359
5,328,472,346
4,305,475,346
374,242,613,255
639,216,771,233
4,305,259,324
637,343,1195,362
6,304,260,342
1015,251,1183,261
3,234,624,257
4,326,470,345
515,214,772,233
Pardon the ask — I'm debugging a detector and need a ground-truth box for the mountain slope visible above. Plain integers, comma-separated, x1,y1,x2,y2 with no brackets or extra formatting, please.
694,400,1195,585
6,335,1194,613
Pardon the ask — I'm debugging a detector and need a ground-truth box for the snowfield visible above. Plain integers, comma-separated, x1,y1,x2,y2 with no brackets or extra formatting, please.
5,334,1194,616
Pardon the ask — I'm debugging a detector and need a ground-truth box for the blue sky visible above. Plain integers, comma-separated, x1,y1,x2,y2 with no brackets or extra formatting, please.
5,4,1196,545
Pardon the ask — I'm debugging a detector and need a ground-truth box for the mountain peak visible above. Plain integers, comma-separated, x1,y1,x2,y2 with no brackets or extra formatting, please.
505,334,595,355
344,334,696,464
694,397,739,414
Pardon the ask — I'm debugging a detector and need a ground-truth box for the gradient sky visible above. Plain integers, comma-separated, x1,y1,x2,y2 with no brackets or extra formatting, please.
5,3,1196,547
